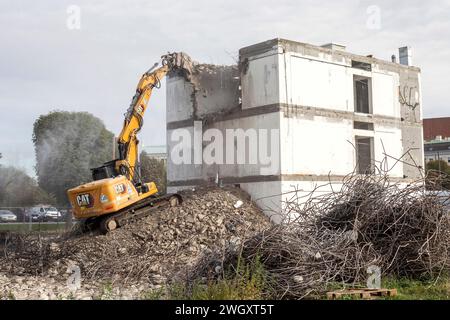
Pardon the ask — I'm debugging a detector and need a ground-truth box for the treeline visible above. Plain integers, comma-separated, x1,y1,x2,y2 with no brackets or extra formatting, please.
1,110,167,208
0,166,54,208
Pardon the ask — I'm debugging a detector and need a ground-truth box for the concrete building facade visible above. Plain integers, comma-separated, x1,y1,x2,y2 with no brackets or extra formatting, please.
166,38,424,222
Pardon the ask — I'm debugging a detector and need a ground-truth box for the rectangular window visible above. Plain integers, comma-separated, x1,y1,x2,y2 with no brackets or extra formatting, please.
356,136,373,174
354,76,372,114
353,121,374,130
352,60,372,71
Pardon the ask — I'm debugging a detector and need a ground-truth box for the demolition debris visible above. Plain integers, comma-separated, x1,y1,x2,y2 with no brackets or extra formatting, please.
0,187,271,287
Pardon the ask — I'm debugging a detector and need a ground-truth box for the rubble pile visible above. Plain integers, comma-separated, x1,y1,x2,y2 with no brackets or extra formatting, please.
0,274,150,300
0,187,271,289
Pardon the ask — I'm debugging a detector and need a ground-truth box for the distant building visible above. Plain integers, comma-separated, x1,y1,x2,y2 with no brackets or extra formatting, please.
423,117,450,141
424,138,450,164
141,145,167,162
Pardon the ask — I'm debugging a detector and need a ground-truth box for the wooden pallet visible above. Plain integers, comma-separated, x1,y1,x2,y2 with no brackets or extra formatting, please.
327,288,397,300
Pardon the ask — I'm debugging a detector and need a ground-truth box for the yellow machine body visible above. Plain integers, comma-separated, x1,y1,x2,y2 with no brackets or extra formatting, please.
68,176,157,219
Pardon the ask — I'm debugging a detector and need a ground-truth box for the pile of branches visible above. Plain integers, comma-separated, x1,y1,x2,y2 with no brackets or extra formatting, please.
192,170,450,299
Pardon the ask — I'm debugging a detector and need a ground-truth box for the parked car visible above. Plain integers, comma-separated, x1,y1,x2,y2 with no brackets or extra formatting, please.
25,206,62,222
0,210,17,223
25,206,47,222
43,207,62,222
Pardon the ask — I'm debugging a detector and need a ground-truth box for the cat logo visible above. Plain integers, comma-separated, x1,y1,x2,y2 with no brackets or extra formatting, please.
76,193,93,207
114,183,126,194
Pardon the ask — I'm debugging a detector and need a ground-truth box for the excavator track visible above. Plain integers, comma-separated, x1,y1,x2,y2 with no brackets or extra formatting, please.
79,193,182,234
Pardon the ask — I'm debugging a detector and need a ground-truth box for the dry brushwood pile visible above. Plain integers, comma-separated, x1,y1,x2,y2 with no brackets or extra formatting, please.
0,187,271,285
192,173,450,299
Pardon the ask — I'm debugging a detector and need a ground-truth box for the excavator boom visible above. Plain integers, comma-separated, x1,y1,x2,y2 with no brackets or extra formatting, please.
116,63,170,181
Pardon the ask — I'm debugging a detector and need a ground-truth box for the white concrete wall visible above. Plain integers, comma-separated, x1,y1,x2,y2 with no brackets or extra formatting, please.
209,112,281,177
281,180,344,212
373,124,403,177
167,126,203,182
166,76,194,123
241,51,280,109
241,181,282,223
167,112,281,183
280,115,404,177
280,116,355,175
278,49,404,178
279,51,402,120
284,55,352,111
372,72,400,118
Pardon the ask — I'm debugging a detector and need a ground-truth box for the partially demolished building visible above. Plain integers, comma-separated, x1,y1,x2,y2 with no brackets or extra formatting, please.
166,38,424,222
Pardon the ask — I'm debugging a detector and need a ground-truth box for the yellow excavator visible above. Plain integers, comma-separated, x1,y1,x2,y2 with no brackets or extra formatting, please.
67,52,188,233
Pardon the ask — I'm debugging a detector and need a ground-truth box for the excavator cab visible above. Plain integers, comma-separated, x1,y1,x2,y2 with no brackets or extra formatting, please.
91,160,118,181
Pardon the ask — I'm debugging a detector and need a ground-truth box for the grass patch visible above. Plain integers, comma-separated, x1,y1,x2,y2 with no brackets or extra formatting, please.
98,282,114,300
382,276,450,300
144,255,270,300
0,222,67,232
323,276,450,300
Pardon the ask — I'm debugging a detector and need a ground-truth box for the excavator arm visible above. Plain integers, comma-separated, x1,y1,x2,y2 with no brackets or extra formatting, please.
88,52,192,194
114,52,190,185
115,63,170,181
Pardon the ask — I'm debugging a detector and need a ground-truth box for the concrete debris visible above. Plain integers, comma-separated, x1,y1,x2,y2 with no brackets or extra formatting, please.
163,51,196,80
167,52,240,121
0,273,153,300
0,187,271,299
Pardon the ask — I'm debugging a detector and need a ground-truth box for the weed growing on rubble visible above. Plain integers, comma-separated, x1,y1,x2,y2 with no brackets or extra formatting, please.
182,256,268,300
141,286,165,300
97,282,114,300
142,256,270,300
7,290,16,300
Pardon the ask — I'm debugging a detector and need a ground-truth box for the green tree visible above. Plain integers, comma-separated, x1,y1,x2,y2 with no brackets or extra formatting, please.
0,166,55,207
425,160,450,190
32,111,114,205
139,152,167,194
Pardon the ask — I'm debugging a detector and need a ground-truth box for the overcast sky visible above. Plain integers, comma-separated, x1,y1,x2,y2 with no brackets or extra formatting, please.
0,0,449,176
